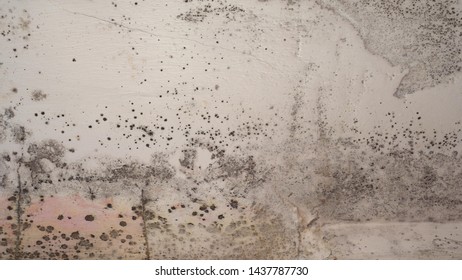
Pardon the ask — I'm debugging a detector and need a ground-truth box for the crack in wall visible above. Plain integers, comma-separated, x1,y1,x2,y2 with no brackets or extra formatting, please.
140,189,151,260
14,160,23,260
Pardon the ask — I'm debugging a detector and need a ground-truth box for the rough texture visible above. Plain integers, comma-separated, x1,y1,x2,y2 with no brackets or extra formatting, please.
0,0,461,259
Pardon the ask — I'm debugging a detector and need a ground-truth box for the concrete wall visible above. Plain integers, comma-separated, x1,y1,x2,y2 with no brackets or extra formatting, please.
1,0,461,259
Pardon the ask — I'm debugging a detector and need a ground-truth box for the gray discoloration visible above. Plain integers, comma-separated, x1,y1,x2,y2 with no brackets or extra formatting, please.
318,0,462,97
4,108,15,119
26,140,66,174
12,125,28,143
179,149,197,170
0,116,7,143
313,143,462,222
31,90,47,101
177,2,246,23
106,155,175,182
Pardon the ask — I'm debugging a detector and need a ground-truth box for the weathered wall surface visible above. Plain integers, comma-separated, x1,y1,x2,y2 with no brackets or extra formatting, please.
1,0,462,259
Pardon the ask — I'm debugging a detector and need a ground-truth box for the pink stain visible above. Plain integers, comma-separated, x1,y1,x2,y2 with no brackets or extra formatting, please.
25,195,139,235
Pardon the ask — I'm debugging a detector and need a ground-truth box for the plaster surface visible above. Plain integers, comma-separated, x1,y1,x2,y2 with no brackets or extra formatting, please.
1,0,462,259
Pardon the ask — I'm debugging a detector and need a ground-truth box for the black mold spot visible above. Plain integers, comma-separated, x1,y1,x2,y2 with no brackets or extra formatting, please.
100,233,109,241
70,231,80,240
229,199,238,209
84,215,95,222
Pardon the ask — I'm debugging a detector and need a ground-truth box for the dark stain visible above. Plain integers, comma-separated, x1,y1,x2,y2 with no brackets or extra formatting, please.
179,149,197,170
84,215,95,222
31,90,47,101
319,0,462,97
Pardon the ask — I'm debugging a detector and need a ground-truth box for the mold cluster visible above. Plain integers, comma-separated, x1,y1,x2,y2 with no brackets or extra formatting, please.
319,0,462,97
177,1,246,23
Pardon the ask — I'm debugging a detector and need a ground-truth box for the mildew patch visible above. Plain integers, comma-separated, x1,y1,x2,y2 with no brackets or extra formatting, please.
0,116,7,144
177,2,246,23
0,108,30,144
312,143,462,223
12,126,28,144
143,179,298,259
318,0,462,97
179,148,197,170
30,90,47,102
26,139,66,175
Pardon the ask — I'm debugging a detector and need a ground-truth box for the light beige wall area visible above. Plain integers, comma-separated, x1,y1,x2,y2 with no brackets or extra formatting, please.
0,0,461,259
